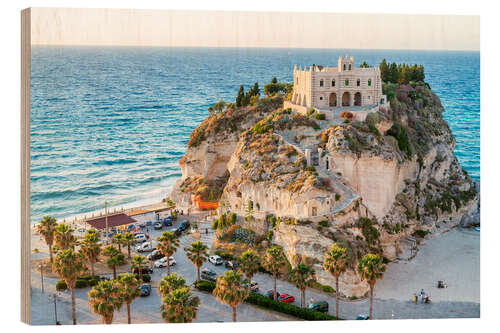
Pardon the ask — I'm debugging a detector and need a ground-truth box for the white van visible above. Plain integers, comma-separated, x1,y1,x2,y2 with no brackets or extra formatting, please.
135,233,147,243
136,241,154,253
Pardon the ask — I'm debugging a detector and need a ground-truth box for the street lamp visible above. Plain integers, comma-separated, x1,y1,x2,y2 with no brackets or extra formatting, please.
40,263,44,293
48,293,60,325
105,201,109,244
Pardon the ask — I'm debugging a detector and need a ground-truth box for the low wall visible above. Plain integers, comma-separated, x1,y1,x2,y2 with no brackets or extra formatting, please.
284,101,378,123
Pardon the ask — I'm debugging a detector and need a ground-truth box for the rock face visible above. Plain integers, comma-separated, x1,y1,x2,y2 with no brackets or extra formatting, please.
169,83,478,297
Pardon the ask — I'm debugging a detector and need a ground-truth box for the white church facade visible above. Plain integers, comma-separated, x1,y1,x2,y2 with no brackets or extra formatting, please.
286,55,387,113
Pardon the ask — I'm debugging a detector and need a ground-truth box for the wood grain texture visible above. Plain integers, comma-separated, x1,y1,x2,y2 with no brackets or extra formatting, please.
21,7,31,325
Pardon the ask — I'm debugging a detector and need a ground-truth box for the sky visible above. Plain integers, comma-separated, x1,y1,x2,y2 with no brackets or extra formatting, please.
30,8,480,51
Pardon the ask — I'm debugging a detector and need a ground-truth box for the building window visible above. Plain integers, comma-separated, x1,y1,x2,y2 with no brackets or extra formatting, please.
345,79,349,86
320,80,324,87
368,79,372,86
349,64,352,70
332,79,335,87
357,79,360,87
343,64,346,71
319,96,323,100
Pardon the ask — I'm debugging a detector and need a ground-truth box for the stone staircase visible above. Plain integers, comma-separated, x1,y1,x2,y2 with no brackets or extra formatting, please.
275,130,360,216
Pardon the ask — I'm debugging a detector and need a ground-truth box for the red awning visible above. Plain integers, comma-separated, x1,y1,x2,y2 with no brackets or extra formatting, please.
86,213,137,229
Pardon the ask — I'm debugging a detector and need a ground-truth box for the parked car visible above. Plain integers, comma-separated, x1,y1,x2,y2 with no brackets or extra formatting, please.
163,217,173,227
209,255,223,265
178,220,190,231
242,282,259,292
136,241,154,253
225,260,239,270
168,227,182,236
264,290,280,299
307,300,329,313
138,222,146,229
154,256,176,268
134,233,147,243
154,222,163,230
356,314,370,320
132,267,153,275
147,249,165,261
140,284,151,297
201,268,217,282
145,220,153,226
278,293,295,303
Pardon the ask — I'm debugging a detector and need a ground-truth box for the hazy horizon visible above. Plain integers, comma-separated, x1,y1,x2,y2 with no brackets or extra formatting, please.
30,8,480,51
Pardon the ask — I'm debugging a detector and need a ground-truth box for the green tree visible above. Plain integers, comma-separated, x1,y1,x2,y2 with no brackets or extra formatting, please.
80,228,101,277
323,243,349,318
53,249,87,325
358,254,387,320
88,280,123,324
389,62,399,83
238,249,260,293
158,272,186,297
54,223,77,250
36,216,57,264
262,246,287,300
161,287,200,323
186,241,209,282
130,255,149,281
379,59,390,82
112,234,124,252
236,85,245,107
157,231,180,276
123,232,135,259
289,263,316,308
213,270,249,322
103,245,125,279
118,273,141,324
359,61,371,68
213,100,226,113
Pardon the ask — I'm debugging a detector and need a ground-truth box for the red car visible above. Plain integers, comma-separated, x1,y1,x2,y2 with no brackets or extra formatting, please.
278,293,295,303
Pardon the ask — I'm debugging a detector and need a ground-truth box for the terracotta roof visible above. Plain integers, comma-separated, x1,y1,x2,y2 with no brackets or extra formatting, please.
86,213,137,229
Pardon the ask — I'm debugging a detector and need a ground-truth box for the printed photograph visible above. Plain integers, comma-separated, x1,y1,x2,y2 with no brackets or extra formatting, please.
28,8,480,325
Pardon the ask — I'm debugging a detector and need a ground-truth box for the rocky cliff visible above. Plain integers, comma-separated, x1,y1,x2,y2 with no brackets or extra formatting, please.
169,82,478,297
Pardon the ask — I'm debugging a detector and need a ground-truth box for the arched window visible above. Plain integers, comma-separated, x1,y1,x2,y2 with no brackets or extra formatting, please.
320,79,324,87
357,79,360,87
345,79,349,86
349,64,352,70
332,79,335,87
368,79,372,86
343,64,346,70
319,96,323,101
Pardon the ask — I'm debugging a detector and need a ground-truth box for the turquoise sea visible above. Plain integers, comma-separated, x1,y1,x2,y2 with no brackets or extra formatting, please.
30,47,480,224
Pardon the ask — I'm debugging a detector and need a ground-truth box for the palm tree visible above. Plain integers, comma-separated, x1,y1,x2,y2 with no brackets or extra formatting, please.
160,287,200,323
53,249,87,325
103,245,125,279
358,253,386,320
238,249,260,293
112,234,124,252
80,229,101,277
158,272,186,297
117,273,141,324
54,223,77,250
123,232,135,259
185,241,209,282
156,231,179,276
289,263,316,308
88,280,123,324
213,270,249,322
262,245,287,300
36,216,57,264
130,255,149,281
323,243,349,318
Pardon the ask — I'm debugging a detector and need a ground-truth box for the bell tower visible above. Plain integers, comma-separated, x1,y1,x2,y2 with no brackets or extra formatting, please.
338,55,355,72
